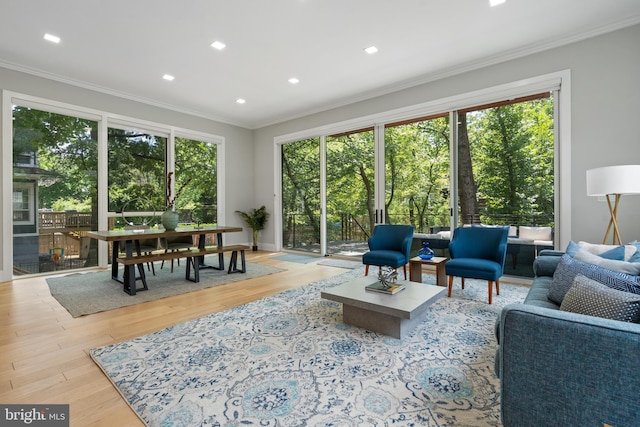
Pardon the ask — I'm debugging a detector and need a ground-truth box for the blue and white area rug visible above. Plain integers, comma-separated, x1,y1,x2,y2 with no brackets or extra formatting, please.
90,268,528,426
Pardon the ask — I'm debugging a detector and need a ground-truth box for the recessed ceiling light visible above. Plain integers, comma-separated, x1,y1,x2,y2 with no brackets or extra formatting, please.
211,41,226,50
162,74,175,81
288,77,300,85
364,46,378,54
43,33,61,44
489,0,506,6
236,98,246,104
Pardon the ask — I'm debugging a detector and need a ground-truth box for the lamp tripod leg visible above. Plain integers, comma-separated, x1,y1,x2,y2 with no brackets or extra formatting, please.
603,194,622,245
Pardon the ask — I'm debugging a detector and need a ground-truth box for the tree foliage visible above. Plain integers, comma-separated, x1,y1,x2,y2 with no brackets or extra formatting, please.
12,107,218,228
281,96,555,246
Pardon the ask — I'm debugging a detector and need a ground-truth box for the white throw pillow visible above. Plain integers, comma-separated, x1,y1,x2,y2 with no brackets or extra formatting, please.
577,241,637,261
574,249,640,275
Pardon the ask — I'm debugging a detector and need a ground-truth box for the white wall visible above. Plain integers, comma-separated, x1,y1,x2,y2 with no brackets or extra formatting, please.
253,24,640,249
0,67,254,280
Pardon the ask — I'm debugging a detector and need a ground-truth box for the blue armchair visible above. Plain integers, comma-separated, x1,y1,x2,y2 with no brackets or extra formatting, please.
363,224,414,280
445,226,509,304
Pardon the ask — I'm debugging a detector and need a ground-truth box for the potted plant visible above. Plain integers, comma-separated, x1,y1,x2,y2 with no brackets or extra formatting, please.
235,206,269,251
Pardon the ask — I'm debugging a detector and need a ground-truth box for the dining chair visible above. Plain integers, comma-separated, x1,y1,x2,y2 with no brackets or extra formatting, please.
160,235,196,272
445,226,509,304
123,225,160,275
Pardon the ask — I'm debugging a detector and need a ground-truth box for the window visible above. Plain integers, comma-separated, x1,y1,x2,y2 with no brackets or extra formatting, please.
11,104,99,275
13,183,34,224
174,136,218,225
277,73,566,279
3,93,223,281
107,126,166,228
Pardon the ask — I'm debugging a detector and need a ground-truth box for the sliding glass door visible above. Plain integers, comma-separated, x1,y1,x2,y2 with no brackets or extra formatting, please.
12,105,98,275
281,138,320,252
107,126,167,231
326,128,375,256
456,94,555,276
175,136,218,226
384,115,450,233
279,92,556,277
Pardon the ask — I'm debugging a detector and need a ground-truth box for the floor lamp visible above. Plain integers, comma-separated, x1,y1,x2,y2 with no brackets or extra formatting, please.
586,165,640,245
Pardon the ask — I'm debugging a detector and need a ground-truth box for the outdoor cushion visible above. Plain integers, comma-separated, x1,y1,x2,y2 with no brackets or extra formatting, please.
519,226,552,243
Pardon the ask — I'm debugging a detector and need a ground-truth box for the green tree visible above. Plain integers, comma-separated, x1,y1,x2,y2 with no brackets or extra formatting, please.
281,138,320,245
385,117,450,232
326,130,375,237
468,97,554,226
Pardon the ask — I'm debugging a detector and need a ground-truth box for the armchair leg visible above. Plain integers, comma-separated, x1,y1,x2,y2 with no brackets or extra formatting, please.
488,281,493,305
365,265,369,276
461,277,465,289
447,275,454,297
403,265,407,280
496,279,500,295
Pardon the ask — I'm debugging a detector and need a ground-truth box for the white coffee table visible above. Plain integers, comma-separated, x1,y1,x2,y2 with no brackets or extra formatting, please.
321,276,445,338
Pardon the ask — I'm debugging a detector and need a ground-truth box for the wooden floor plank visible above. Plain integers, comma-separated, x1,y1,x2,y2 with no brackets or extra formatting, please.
0,252,349,426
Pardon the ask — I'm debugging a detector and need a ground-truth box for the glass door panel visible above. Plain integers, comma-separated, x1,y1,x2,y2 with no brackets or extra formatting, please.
12,106,98,275
457,94,555,276
281,138,320,252
326,129,374,256
107,127,166,262
384,115,451,233
175,137,218,229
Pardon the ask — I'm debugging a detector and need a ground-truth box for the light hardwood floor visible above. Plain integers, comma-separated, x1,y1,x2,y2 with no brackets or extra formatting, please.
0,251,350,426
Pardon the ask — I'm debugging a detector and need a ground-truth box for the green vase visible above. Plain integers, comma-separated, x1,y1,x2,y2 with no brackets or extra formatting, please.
161,209,179,231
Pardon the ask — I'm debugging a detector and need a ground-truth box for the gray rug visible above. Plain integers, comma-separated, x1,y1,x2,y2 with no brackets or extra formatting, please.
91,266,528,426
272,253,320,263
47,257,285,317
317,257,361,269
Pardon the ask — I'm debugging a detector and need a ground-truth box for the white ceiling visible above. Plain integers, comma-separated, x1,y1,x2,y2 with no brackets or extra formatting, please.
1,0,640,129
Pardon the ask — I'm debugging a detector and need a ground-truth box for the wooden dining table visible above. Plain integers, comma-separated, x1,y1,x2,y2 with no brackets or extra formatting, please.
87,225,243,295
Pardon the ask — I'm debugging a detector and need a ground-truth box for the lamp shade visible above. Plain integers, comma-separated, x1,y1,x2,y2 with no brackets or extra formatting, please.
586,165,640,196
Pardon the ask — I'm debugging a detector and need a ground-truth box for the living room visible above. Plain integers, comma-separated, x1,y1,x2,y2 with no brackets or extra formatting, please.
1,2,640,426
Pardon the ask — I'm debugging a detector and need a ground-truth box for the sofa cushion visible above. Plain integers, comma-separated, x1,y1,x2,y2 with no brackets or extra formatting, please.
533,253,563,277
629,241,640,262
570,241,638,261
565,241,627,260
547,254,640,305
560,275,640,323
573,249,640,275
523,276,560,310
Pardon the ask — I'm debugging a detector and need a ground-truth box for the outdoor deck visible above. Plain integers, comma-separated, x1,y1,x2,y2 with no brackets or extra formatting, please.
38,211,94,232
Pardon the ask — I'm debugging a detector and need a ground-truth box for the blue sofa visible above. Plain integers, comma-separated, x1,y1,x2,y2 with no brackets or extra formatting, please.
495,250,640,427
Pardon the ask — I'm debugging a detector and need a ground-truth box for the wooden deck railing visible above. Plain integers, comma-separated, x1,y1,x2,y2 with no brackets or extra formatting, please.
38,211,94,231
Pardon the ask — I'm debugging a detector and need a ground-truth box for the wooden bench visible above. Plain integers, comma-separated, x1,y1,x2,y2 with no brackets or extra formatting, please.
116,245,249,288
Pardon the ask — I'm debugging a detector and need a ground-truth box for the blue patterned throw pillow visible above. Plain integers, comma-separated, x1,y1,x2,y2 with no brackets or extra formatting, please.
560,275,640,323
547,254,640,305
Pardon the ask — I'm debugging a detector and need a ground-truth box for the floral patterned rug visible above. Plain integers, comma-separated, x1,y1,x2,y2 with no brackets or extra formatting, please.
90,267,528,426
